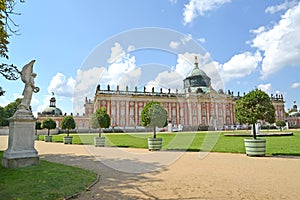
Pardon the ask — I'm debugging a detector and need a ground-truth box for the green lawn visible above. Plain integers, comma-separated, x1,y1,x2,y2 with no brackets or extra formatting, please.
0,152,97,200
41,130,300,156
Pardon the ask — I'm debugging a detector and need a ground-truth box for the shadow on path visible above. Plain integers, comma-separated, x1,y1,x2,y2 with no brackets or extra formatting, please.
41,154,164,200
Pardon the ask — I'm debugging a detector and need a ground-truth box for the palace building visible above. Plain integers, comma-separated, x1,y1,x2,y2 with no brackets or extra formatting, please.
38,57,285,131
88,57,285,130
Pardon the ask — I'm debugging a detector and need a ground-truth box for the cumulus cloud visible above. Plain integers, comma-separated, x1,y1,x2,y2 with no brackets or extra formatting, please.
291,82,300,88
146,52,223,92
251,2,300,79
73,67,105,113
107,42,135,64
197,37,206,43
265,0,298,14
258,83,272,94
217,51,262,82
145,70,184,93
169,41,180,49
183,0,231,25
47,73,76,97
105,54,137,87
118,68,142,90
169,33,194,49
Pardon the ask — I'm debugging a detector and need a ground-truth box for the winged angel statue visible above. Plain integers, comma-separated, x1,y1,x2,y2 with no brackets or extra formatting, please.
19,60,40,110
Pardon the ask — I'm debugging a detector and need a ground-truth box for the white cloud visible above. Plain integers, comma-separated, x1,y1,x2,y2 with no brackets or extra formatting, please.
197,37,206,43
106,54,137,87
73,67,105,113
251,2,300,79
217,51,262,82
291,82,300,88
265,0,298,14
145,71,184,93
181,34,192,44
148,52,223,92
258,83,272,94
118,68,142,90
169,33,194,49
173,52,199,77
47,73,76,97
183,0,231,25
107,42,135,64
169,41,180,49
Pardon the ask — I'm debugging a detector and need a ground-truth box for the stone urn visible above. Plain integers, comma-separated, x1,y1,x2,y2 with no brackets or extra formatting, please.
94,137,105,147
244,138,266,156
148,138,162,151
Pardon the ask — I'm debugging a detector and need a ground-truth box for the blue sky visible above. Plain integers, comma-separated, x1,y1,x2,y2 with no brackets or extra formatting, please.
1,0,300,116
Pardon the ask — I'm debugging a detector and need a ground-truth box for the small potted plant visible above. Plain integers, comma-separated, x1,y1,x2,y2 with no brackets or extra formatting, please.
235,89,275,156
41,117,56,142
141,101,168,151
60,115,76,144
91,107,110,147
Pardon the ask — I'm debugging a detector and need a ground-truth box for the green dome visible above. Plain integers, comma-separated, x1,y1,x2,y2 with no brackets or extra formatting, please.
41,95,63,116
289,111,300,117
42,107,63,116
187,66,208,77
183,56,211,94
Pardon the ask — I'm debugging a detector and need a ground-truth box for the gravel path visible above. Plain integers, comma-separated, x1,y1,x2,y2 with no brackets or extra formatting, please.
1,136,300,200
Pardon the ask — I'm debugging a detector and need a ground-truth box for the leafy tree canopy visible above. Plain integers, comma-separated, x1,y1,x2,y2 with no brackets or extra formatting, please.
0,0,25,95
35,121,42,130
0,97,21,126
276,120,286,128
141,101,168,138
41,117,56,136
60,115,76,136
91,107,110,137
91,107,110,129
235,89,275,138
141,101,167,128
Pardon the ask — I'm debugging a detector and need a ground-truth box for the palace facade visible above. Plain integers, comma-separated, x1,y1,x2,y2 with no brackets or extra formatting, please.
38,57,285,131
88,58,285,130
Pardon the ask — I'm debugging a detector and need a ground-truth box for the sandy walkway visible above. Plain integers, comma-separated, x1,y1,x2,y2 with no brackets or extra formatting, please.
1,136,300,199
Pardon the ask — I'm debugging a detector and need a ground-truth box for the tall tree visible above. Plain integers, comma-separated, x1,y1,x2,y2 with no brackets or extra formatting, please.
235,89,276,139
0,0,24,95
91,107,110,137
141,101,168,138
60,115,76,137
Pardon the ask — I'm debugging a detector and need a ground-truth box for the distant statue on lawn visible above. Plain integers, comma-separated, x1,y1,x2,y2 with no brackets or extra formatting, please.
19,60,40,111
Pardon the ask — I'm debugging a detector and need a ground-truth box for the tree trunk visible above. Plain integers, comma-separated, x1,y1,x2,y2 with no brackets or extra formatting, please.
47,129,50,136
99,128,102,137
253,123,257,139
67,129,69,137
153,126,156,138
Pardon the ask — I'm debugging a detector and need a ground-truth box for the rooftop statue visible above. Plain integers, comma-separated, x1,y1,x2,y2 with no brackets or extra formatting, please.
19,60,40,111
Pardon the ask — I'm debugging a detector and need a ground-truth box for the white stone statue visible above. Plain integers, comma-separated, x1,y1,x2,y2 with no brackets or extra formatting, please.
19,60,40,111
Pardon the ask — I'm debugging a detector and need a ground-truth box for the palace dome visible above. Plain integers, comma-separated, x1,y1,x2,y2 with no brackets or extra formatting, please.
289,111,300,117
42,107,63,116
41,96,63,116
183,56,211,94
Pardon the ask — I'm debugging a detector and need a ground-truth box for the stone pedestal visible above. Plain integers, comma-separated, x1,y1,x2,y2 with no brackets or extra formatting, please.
2,110,39,168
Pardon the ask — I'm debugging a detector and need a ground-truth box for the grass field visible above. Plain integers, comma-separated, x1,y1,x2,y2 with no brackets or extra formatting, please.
0,152,97,200
40,130,300,156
